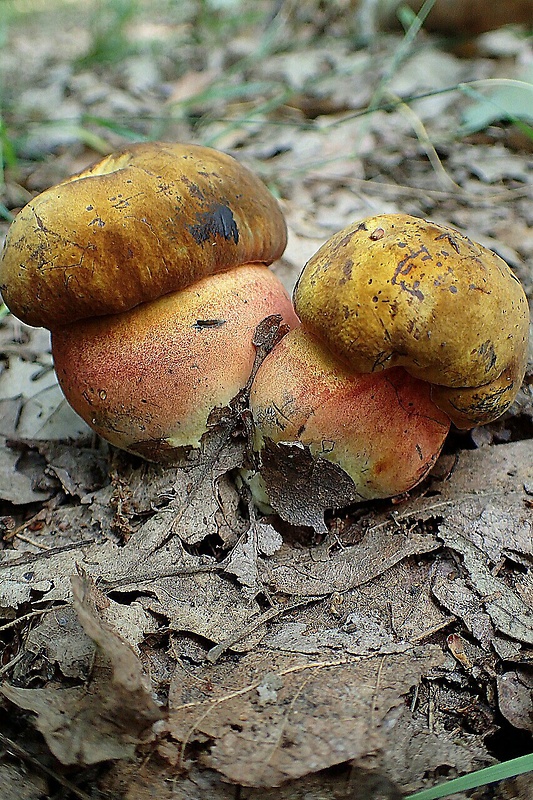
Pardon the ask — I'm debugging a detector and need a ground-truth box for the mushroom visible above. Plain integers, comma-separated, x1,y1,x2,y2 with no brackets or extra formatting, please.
0,142,298,457
250,214,529,502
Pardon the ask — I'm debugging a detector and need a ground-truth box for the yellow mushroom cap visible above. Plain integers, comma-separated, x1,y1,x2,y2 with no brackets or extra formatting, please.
0,142,287,329
293,214,529,428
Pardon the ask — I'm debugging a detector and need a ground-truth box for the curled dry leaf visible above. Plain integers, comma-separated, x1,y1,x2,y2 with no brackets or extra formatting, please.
431,564,496,652
0,440,52,505
257,439,362,533
224,520,283,599
26,596,158,680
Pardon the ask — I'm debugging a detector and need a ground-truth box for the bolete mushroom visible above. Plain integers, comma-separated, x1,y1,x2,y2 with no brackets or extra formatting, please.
250,214,529,502
0,142,298,458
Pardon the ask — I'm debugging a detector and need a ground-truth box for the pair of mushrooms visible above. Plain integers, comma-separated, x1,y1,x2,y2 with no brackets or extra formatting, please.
0,143,529,505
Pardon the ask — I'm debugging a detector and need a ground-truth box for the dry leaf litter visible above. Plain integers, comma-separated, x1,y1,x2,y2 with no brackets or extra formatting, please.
0,2,532,798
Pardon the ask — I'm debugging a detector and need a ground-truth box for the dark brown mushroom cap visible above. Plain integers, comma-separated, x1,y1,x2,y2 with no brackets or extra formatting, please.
293,214,529,428
0,142,287,329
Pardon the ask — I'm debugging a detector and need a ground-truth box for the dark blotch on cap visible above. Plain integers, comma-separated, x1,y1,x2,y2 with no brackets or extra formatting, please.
187,203,239,246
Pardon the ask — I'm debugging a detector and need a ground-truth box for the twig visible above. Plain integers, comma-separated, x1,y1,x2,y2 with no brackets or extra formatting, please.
3,508,49,542
0,649,25,678
97,560,223,590
301,171,531,203
11,533,50,550
0,539,97,570
206,596,321,663
0,605,65,633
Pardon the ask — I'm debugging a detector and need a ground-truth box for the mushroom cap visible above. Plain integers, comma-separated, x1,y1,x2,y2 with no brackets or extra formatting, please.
0,142,287,330
52,264,299,459
293,214,529,428
250,328,450,500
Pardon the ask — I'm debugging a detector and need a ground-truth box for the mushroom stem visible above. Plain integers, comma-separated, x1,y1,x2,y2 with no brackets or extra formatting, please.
52,264,298,460
250,327,451,501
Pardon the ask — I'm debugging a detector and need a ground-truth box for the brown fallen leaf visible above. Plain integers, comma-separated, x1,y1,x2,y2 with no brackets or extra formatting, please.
432,562,496,651
258,440,363,533
25,594,158,680
497,669,533,732
344,440,533,647
224,517,283,599
0,438,51,505
259,526,440,596
105,758,406,800
148,430,247,547
166,646,444,787
1,572,161,765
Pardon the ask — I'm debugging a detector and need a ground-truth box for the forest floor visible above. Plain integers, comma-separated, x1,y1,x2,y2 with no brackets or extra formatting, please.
0,2,532,799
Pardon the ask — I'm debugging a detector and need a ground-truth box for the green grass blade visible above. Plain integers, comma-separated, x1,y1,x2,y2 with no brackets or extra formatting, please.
368,0,438,111
459,79,533,137
405,753,533,800
0,203,15,222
